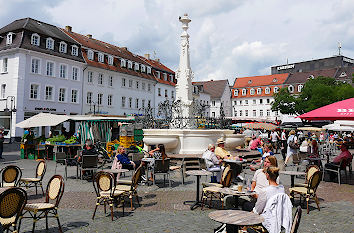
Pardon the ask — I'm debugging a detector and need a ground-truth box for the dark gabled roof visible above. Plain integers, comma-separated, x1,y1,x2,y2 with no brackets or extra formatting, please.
192,80,229,99
285,68,337,84
335,66,354,80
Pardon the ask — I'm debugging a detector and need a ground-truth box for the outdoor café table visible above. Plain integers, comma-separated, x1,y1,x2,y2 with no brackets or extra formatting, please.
103,168,129,183
209,209,264,232
184,170,212,210
219,187,256,197
0,187,11,194
280,170,306,187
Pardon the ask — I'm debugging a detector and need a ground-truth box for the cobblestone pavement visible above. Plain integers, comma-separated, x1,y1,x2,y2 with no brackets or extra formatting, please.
1,151,354,232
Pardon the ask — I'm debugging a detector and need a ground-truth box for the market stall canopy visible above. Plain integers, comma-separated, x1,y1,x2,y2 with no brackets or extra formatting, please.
297,127,325,132
243,122,278,131
322,120,354,131
16,113,70,128
298,98,354,121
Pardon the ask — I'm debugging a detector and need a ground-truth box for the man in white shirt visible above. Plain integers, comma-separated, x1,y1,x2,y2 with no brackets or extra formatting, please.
270,130,280,154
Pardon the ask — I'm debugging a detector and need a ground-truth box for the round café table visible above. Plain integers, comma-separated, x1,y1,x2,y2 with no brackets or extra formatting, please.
209,209,264,232
280,170,306,187
184,170,212,210
103,168,129,183
219,187,256,197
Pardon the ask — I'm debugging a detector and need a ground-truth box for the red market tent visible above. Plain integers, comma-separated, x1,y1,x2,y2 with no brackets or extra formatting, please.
298,98,354,121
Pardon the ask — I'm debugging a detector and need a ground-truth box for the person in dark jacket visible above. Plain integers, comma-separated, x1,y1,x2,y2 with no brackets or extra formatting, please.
116,146,140,170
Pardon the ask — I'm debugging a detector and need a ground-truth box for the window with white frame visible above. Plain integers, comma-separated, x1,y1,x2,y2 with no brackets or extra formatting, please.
242,89,247,96
30,84,39,99
274,86,279,93
250,88,255,95
239,110,242,117
253,110,256,117
3,58,8,73
122,78,126,87
156,71,160,79
46,38,54,50
31,58,40,74
136,81,139,89
234,110,237,117
108,95,112,106
288,85,294,93
87,92,92,104
71,89,78,103
108,56,113,65
46,61,54,77
171,90,174,99
245,100,248,105
169,74,173,81
72,67,79,80
142,99,145,108
31,33,40,46
267,98,270,104
98,53,104,63
128,80,133,88
59,64,67,78
147,66,151,74
267,109,270,116
245,110,248,117
212,112,215,118
98,93,103,105
158,88,161,96
121,59,126,67
142,82,146,90
259,99,263,104
253,99,256,105
98,73,103,85
129,97,132,108
135,98,139,108
259,109,263,116
265,87,270,94
298,84,303,92
141,65,146,72
128,61,132,69
239,100,242,105
87,71,93,83
6,33,13,45
109,76,113,87
58,88,66,102
88,50,94,60
148,83,151,92
1,84,6,99
45,86,53,101
71,45,78,56
134,63,139,71
165,89,168,97
275,111,279,116
121,96,126,107
234,89,239,96
163,73,167,80
257,88,262,95
59,42,67,53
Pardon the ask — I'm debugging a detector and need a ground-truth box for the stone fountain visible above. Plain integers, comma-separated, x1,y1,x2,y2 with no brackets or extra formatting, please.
143,14,244,154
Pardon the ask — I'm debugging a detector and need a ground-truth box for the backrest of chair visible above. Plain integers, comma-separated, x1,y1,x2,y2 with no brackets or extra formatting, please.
93,171,114,197
46,175,65,207
36,160,46,180
131,165,143,190
1,166,22,186
0,187,27,226
308,171,321,193
55,152,67,161
221,165,231,184
290,206,302,233
222,168,233,187
306,165,319,183
154,159,170,173
81,155,98,168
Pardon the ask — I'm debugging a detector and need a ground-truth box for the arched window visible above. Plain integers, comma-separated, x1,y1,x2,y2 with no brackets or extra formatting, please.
298,84,303,92
265,87,270,94
234,89,239,96
288,85,294,93
59,41,67,53
242,89,247,96
120,59,126,67
98,53,104,63
257,88,262,95
108,56,113,65
87,50,94,60
31,33,40,46
250,88,255,95
274,86,279,93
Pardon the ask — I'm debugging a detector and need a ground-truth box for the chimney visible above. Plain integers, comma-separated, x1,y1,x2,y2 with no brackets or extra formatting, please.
144,54,150,60
86,34,92,39
121,47,128,51
65,26,72,32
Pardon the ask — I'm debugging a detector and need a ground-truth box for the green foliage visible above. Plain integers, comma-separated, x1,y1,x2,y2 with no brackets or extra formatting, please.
47,134,66,143
272,76,354,115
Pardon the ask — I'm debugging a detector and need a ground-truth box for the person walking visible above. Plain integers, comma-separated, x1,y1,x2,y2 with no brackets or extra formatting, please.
284,130,298,167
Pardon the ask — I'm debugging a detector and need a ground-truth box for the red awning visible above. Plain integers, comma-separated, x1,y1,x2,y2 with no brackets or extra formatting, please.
298,98,354,121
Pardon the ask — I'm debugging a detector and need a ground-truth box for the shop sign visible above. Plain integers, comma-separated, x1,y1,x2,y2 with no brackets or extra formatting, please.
35,107,56,111
277,64,295,71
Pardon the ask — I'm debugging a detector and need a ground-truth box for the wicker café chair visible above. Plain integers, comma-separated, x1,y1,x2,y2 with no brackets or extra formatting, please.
92,171,125,221
202,164,231,188
1,165,22,187
0,187,27,233
19,175,65,233
19,160,46,195
294,165,320,187
115,165,144,210
289,171,321,214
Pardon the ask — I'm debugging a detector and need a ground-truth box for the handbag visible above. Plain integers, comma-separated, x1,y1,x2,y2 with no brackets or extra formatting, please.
289,138,299,149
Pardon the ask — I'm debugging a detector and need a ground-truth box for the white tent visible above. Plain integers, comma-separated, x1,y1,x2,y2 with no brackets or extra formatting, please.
15,113,70,128
323,124,354,131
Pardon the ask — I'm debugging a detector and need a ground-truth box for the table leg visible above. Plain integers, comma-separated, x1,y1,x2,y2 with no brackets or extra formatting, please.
291,175,295,188
184,175,203,210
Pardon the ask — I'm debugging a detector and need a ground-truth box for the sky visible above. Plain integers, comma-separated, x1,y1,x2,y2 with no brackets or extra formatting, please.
1,0,354,84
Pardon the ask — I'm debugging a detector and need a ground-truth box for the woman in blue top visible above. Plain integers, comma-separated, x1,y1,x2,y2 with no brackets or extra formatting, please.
116,146,139,170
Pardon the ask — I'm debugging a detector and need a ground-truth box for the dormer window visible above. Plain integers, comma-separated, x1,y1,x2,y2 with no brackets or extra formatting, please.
128,61,133,69
308,75,314,79
120,59,126,67
169,74,173,81
242,89,247,96
234,89,239,96
108,56,113,65
250,88,255,95
31,33,40,46
273,78,278,82
98,53,104,63
298,84,303,92
248,80,252,84
265,87,270,94
274,86,279,93
134,63,139,71
59,41,67,53
288,85,294,93
147,66,151,74
46,38,54,50
141,65,146,72
71,45,78,56
6,33,14,45
163,73,167,80
257,88,262,95
156,71,160,79
87,50,94,60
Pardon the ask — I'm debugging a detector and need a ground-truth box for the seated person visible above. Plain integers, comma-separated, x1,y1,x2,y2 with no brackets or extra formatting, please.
250,136,262,150
202,144,222,182
324,144,352,181
116,146,139,170
68,139,96,166
250,144,274,171
215,138,232,159
147,144,168,181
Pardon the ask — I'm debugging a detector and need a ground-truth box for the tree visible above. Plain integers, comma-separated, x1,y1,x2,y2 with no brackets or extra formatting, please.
272,76,354,115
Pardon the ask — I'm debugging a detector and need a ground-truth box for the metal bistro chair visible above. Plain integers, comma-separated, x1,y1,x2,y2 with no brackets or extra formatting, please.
92,171,125,221
294,165,320,187
0,187,27,233
77,154,98,180
55,152,68,180
19,160,46,195
19,175,65,233
1,165,22,187
290,206,302,233
152,159,171,187
322,158,348,185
